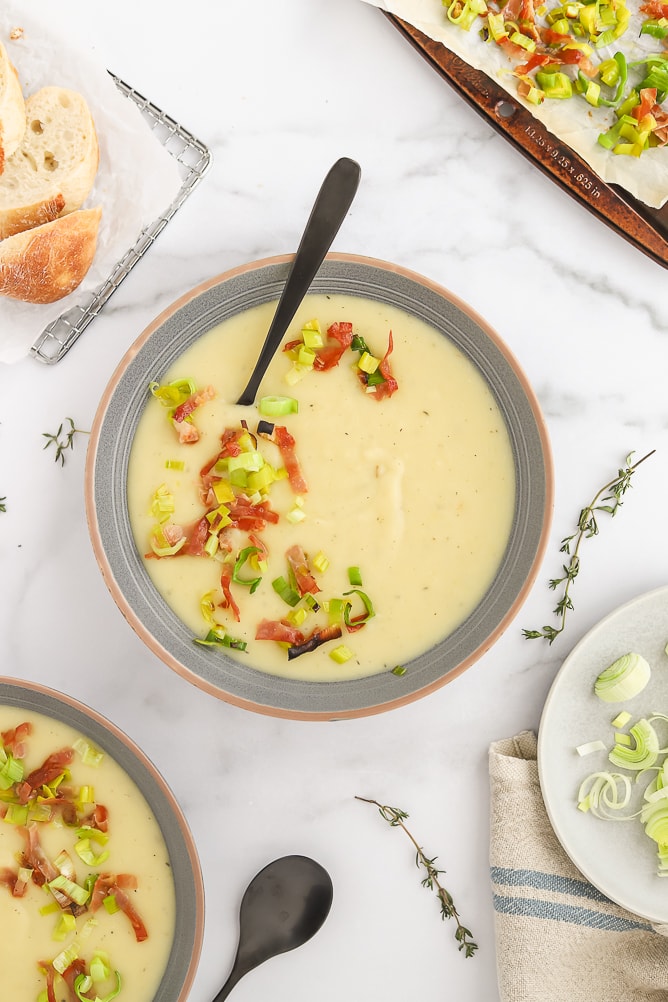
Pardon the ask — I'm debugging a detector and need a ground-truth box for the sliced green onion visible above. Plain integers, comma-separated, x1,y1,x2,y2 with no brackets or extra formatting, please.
594,652,651,702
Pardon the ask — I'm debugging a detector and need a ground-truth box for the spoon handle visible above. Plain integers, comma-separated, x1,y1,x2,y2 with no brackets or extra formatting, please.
211,962,244,1002
236,156,361,406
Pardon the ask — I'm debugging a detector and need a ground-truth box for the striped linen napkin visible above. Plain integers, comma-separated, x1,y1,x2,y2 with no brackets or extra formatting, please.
489,731,668,1002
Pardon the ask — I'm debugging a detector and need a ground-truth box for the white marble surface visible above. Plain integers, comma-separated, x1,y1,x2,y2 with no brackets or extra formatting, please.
1,1,667,999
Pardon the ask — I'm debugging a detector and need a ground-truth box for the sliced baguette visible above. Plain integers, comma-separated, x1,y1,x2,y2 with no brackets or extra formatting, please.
0,41,26,173
0,86,99,239
0,205,102,303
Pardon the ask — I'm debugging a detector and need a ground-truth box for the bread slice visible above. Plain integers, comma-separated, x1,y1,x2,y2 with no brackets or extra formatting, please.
0,41,26,173
0,205,102,303
0,86,99,239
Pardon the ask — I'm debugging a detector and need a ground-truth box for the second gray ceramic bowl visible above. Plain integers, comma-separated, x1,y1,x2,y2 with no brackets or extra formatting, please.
0,676,203,999
85,254,553,720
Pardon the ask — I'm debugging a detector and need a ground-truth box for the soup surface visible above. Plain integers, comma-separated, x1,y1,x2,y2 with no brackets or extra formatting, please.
128,293,516,681
0,707,175,1001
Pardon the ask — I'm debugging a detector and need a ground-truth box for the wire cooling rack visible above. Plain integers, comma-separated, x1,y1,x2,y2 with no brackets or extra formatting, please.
30,74,212,364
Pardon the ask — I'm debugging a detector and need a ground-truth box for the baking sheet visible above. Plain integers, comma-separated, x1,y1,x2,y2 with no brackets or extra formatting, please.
385,14,668,269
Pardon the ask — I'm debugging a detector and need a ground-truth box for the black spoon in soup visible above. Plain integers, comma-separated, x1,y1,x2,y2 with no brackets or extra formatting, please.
211,854,334,1001
236,156,361,406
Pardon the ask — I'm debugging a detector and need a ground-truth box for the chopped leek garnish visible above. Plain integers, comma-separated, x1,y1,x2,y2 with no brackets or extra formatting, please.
272,575,301,607
343,588,375,627
48,873,90,907
232,546,263,593
392,665,407,676
608,717,659,770
74,969,122,1002
149,377,197,413
576,739,606,756
330,644,354,664
594,652,651,702
194,629,248,652
258,395,299,416
347,566,363,586
72,737,104,767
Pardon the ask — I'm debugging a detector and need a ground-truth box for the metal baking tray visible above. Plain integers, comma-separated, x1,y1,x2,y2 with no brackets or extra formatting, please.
31,74,212,364
386,13,668,270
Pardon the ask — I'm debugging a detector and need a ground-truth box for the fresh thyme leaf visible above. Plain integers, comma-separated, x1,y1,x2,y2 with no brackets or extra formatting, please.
0,496,6,513
42,417,89,467
355,796,478,958
523,449,655,644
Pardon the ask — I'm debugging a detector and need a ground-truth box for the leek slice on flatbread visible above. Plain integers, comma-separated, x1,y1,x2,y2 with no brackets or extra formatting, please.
365,0,668,208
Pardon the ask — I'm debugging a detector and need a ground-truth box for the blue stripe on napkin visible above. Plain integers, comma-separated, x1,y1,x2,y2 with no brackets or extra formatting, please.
491,866,611,902
492,893,654,933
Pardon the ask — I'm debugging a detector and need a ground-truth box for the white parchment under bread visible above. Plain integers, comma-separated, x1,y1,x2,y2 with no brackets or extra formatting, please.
0,3,184,364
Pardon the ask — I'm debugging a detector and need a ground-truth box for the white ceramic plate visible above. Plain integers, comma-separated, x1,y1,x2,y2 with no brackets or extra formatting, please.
538,585,668,924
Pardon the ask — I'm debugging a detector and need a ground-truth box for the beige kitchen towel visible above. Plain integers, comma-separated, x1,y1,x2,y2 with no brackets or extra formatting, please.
489,731,668,1002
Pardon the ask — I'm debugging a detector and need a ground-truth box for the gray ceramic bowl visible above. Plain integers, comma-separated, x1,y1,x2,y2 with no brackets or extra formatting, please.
85,254,553,720
0,677,204,999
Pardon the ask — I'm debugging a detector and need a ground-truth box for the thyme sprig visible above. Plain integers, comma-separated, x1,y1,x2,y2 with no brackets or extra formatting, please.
42,418,89,466
355,796,478,958
524,449,655,644
0,496,6,513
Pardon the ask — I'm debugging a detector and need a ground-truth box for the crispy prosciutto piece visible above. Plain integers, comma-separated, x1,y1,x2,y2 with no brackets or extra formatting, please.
61,959,89,1000
360,331,398,401
90,873,148,942
20,823,59,886
640,0,668,14
0,866,27,897
255,619,306,645
172,385,216,426
312,321,354,370
1,721,32,757
23,747,74,794
286,624,343,660
227,496,279,531
285,544,320,596
273,425,308,493
220,563,241,622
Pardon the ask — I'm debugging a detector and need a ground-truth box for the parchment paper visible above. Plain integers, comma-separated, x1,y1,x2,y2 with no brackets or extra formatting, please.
0,3,184,364
364,0,668,209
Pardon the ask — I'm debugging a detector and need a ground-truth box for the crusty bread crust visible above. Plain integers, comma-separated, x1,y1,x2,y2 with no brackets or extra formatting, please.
0,205,102,303
0,86,99,239
0,42,26,174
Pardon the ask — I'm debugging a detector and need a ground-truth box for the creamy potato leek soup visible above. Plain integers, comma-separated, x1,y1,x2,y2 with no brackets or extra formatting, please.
128,293,516,682
0,707,175,1001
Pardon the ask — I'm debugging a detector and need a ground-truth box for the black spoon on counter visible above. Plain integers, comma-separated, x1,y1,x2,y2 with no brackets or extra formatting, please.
211,854,334,1001
236,156,361,406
